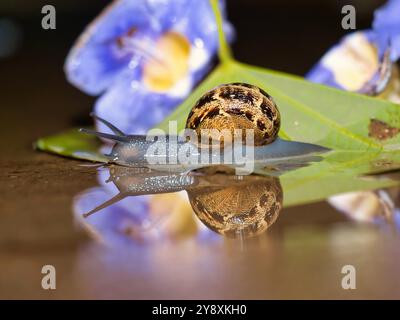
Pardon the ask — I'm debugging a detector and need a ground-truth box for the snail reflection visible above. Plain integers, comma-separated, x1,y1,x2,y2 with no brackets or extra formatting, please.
76,165,283,239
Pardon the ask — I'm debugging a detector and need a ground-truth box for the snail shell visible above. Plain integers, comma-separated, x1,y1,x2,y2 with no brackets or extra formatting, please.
186,83,281,146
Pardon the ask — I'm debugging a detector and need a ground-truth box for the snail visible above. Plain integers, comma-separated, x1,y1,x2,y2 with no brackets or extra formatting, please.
80,83,328,171
82,165,283,238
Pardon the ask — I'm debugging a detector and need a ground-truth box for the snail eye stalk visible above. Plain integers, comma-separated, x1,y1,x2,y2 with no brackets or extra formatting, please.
79,128,129,143
79,113,129,142
90,112,126,136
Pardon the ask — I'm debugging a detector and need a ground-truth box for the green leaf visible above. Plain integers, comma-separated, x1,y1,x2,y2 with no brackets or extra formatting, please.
35,0,400,207
35,128,107,162
210,0,233,63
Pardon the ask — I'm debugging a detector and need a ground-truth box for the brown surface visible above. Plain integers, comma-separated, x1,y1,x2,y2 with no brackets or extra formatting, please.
1,0,400,300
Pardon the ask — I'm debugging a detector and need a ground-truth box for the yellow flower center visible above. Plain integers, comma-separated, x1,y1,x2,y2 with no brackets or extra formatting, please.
142,31,191,92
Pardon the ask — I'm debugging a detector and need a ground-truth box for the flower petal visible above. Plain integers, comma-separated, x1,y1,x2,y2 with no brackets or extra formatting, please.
373,0,400,61
94,71,184,135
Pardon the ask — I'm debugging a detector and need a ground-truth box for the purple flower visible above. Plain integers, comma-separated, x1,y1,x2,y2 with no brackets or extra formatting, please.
373,0,400,61
307,0,400,90
306,31,381,91
65,0,233,135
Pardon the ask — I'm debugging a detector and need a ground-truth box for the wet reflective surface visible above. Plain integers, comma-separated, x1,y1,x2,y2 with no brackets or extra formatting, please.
3,154,400,299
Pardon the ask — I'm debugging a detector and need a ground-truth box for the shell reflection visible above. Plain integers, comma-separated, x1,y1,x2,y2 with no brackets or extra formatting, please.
188,173,282,238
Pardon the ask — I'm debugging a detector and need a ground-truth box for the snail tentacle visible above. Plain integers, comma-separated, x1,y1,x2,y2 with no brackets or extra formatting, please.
90,113,126,136
79,128,130,142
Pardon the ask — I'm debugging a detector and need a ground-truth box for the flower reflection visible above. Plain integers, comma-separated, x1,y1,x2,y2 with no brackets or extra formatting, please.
187,172,282,238
73,165,284,243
